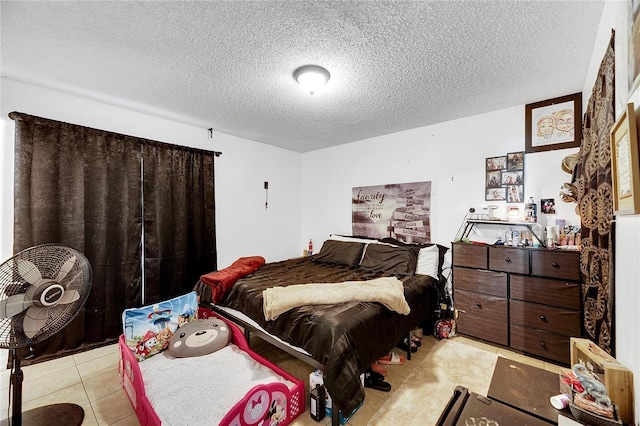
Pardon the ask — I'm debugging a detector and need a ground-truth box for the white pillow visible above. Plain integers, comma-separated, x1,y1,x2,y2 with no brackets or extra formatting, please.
328,234,396,246
415,245,439,279
329,234,380,244
328,235,397,265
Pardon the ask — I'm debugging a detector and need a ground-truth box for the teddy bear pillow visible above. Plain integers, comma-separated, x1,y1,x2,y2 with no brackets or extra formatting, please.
168,317,231,358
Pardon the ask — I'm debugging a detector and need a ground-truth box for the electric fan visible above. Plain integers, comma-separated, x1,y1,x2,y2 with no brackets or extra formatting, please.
0,244,92,426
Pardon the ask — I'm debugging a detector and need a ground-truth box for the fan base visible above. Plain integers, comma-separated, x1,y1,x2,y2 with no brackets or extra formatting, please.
1,403,84,426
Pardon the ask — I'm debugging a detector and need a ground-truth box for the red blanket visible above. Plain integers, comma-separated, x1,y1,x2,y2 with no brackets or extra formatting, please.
198,256,266,304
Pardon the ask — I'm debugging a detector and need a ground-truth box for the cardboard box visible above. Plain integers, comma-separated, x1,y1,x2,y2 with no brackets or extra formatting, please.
570,338,634,425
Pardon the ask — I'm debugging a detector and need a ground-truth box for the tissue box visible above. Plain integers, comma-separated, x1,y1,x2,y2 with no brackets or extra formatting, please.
309,370,363,424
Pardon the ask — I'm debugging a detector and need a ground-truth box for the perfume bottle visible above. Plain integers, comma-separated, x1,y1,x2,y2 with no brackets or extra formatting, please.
525,197,537,223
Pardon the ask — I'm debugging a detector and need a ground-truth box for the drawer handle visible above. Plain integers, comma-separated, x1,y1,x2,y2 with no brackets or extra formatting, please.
552,262,559,268
505,257,511,263
540,341,546,347
540,315,547,322
476,302,482,308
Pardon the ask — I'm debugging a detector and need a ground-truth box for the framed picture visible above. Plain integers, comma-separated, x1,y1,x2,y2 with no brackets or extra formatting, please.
485,152,525,202
486,170,501,188
486,156,506,201
486,187,506,201
506,185,523,203
525,93,582,153
486,156,506,171
541,198,556,214
629,1,640,91
507,151,524,171
610,102,640,215
501,171,523,185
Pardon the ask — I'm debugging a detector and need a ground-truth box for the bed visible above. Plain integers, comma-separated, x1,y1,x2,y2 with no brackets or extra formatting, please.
197,236,449,423
118,306,304,426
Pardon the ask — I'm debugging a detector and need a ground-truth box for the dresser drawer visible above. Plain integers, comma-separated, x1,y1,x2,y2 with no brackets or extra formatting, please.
531,250,581,281
452,243,488,269
510,324,571,364
510,275,581,309
457,312,508,346
489,246,529,274
454,268,507,297
510,299,580,336
454,289,507,322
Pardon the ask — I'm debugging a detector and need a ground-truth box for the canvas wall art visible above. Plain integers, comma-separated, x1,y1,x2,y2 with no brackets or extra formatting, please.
352,181,431,243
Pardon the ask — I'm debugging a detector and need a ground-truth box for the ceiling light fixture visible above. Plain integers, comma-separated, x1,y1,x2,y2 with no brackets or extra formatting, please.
293,65,330,95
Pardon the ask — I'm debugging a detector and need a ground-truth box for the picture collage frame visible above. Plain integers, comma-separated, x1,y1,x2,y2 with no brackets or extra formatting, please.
486,151,525,203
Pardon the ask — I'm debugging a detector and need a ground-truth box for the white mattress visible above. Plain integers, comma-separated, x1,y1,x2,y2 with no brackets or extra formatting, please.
216,305,313,357
138,343,294,425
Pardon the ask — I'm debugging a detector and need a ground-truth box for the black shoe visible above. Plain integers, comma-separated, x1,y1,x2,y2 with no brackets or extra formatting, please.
364,370,392,392
411,335,422,347
397,337,418,353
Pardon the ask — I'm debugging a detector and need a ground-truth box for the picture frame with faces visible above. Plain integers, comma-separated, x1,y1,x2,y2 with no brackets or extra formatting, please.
525,92,582,153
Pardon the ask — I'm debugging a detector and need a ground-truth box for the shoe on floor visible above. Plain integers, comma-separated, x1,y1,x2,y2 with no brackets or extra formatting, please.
377,352,406,365
370,362,388,376
364,370,392,392
397,337,418,353
410,335,422,347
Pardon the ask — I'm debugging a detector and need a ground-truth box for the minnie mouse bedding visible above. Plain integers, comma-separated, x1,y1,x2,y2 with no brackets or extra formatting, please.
212,237,448,418
118,308,304,426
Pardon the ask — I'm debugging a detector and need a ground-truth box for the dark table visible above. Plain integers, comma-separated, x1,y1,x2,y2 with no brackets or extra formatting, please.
488,357,562,424
437,386,552,426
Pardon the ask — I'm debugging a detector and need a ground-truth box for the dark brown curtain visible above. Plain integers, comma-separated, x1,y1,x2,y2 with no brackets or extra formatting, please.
142,142,217,304
10,112,218,362
574,31,616,355
11,112,142,361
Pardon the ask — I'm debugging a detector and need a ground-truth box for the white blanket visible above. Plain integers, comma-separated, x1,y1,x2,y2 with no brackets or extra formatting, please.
262,276,410,321
138,344,294,425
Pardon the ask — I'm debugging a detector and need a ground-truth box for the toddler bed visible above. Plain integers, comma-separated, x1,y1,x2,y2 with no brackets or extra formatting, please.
118,304,304,426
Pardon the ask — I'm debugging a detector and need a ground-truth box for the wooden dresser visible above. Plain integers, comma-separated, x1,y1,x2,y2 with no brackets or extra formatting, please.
452,242,582,364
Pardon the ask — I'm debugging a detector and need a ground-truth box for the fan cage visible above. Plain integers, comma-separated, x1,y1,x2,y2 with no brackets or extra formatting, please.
0,244,92,349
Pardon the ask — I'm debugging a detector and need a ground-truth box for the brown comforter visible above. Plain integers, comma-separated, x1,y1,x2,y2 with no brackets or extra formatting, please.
218,257,439,416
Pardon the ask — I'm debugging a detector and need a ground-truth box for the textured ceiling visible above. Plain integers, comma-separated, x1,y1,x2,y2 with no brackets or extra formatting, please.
1,1,604,153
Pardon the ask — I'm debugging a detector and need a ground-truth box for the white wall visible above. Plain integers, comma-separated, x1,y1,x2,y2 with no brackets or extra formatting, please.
0,78,302,268
591,1,640,423
301,105,580,260
301,2,640,420
2,2,638,416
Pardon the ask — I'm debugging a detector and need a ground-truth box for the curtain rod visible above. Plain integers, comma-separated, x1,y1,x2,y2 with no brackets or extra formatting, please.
208,129,222,157
10,112,223,157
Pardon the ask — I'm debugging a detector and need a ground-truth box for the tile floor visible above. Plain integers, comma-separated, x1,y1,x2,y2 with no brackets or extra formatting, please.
1,343,137,426
0,335,563,426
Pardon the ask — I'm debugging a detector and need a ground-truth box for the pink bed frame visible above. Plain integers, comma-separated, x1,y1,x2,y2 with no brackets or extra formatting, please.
118,308,305,426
